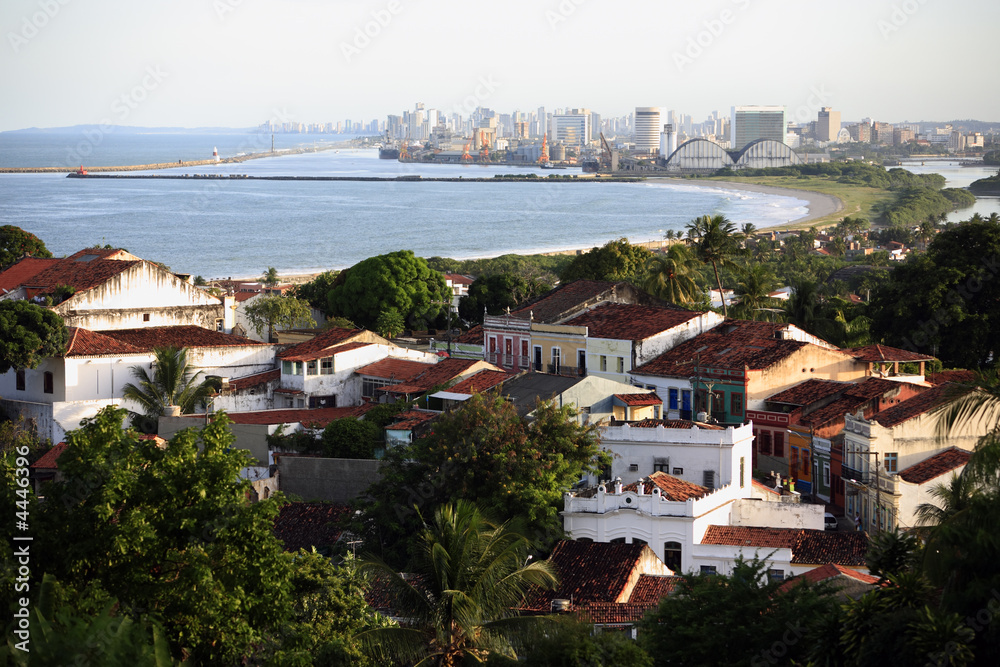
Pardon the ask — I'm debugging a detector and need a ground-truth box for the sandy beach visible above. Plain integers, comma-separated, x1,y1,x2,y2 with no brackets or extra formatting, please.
649,177,844,229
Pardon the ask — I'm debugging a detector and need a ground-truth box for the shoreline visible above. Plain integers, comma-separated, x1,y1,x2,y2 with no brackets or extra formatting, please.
648,177,844,230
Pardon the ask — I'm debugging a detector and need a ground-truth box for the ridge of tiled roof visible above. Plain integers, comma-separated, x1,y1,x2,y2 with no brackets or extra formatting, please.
872,382,972,428
100,326,265,350
847,344,936,363
898,447,971,485
522,540,646,611
926,370,977,386
383,358,482,395
778,563,879,594
0,257,61,292
614,393,662,407
623,471,708,501
562,303,701,341
446,369,512,395
510,280,624,323
795,378,913,428
766,379,848,406
273,502,350,553
701,526,868,567
277,327,365,361
64,327,147,357
30,442,67,469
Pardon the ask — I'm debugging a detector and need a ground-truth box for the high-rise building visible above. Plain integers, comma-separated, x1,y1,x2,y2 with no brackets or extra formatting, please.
634,107,662,154
730,106,786,150
817,107,841,142
847,123,871,143
550,108,591,146
871,122,894,145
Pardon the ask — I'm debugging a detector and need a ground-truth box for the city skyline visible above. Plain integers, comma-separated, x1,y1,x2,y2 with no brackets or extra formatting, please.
1,0,999,133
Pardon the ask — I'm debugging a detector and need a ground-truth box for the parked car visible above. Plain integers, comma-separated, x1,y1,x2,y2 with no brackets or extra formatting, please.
824,513,839,531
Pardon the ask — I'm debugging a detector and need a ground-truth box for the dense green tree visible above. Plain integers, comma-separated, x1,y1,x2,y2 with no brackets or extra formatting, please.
244,293,316,341
327,250,450,331
375,308,405,339
121,346,219,433
356,393,608,568
0,300,67,374
27,408,294,663
731,263,778,321
868,217,1000,368
640,244,701,306
0,225,52,269
458,273,551,325
559,238,653,284
322,417,381,459
357,501,558,666
489,616,652,667
294,270,340,312
639,556,836,667
686,215,742,317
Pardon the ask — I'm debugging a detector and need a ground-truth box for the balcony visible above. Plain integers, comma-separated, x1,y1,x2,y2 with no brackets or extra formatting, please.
490,353,530,370
546,364,583,377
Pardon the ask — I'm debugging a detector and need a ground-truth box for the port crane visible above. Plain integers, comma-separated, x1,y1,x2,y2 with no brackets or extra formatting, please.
538,133,549,165
461,142,472,163
479,131,490,164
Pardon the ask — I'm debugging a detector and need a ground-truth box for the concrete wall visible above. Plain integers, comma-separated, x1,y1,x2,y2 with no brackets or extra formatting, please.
277,456,383,503
749,346,866,409
731,497,824,530
158,416,275,464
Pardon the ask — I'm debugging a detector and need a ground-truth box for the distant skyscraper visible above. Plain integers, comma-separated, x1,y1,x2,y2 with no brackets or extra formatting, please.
817,107,841,142
550,108,591,146
730,106,787,150
634,107,662,154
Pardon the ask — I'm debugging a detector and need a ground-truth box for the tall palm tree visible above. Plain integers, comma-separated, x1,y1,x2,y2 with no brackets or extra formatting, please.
740,222,758,247
641,244,701,306
261,266,279,288
357,501,558,666
686,214,742,317
730,264,777,321
122,346,218,433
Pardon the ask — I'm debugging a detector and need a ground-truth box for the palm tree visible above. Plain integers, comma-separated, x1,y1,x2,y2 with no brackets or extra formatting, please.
357,501,558,666
641,244,701,306
987,212,999,224
917,220,936,250
730,264,777,321
262,266,279,288
122,346,218,433
740,222,758,247
686,214,742,317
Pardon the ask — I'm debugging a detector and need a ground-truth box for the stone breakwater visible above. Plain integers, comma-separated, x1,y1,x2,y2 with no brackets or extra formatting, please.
0,145,337,174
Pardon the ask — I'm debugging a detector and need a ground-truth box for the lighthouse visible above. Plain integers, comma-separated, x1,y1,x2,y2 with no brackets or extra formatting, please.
212,147,220,162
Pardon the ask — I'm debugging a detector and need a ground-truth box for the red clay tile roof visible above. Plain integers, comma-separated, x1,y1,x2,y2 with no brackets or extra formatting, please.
278,327,365,361
847,344,936,363
20,256,140,296
511,280,626,323
228,369,280,391
898,447,971,485
624,471,709,501
766,379,848,406
445,273,474,285
578,603,655,625
927,370,977,386
626,574,682,604
30,442,67,469
633,319,821,377
615,393,662,407
752,479,781,495
355,357,431,381
796,378,911,428
184,405,370,427
100,326,265,350
383,358,482,395
701,526,868,566
872,383,972,428
64,328,146,357
562,303,701,341
234,291,260,303
0,257,60,292
387,409,439,431
273,502,350,552
522,540,647,611
66,247,133,261
778,563,879,594
446,369,513,395
453,324,484,345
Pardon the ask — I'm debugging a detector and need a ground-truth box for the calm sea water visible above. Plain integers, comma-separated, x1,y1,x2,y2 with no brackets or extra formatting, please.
13,132,993,279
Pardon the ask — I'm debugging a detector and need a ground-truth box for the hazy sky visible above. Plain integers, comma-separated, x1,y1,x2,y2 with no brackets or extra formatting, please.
1,0,997,131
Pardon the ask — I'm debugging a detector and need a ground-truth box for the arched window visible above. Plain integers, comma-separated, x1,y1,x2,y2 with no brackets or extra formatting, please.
663,541,682,572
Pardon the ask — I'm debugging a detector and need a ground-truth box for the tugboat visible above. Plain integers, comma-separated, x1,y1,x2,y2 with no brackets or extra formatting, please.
67,165,88,178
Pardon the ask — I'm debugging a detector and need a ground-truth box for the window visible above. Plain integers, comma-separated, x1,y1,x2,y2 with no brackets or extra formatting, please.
740,457,745,488
43,371,53,394
320,357,334,375
668,388,679,410
773,431,785,458
663,542,682,572
610,537,626,544
600,355,607,372
362,377,393,398
143,313,150,322
884,452,898,474
703,470,716,489
551,347,561,373
533,346,542,371
759,430,773,456
306,360,318,376
578,349,587,375
281,360,302,376
653,458,670,473
801,448,811,476
731,392,744,417
15,370,25,391
823,462,831,487
616,357,624,373
700,565,717,576
681,390,691,412
628,463,639,472
215,318,224,332
672,467,684,475
632,538,648,548
767,569,785,583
